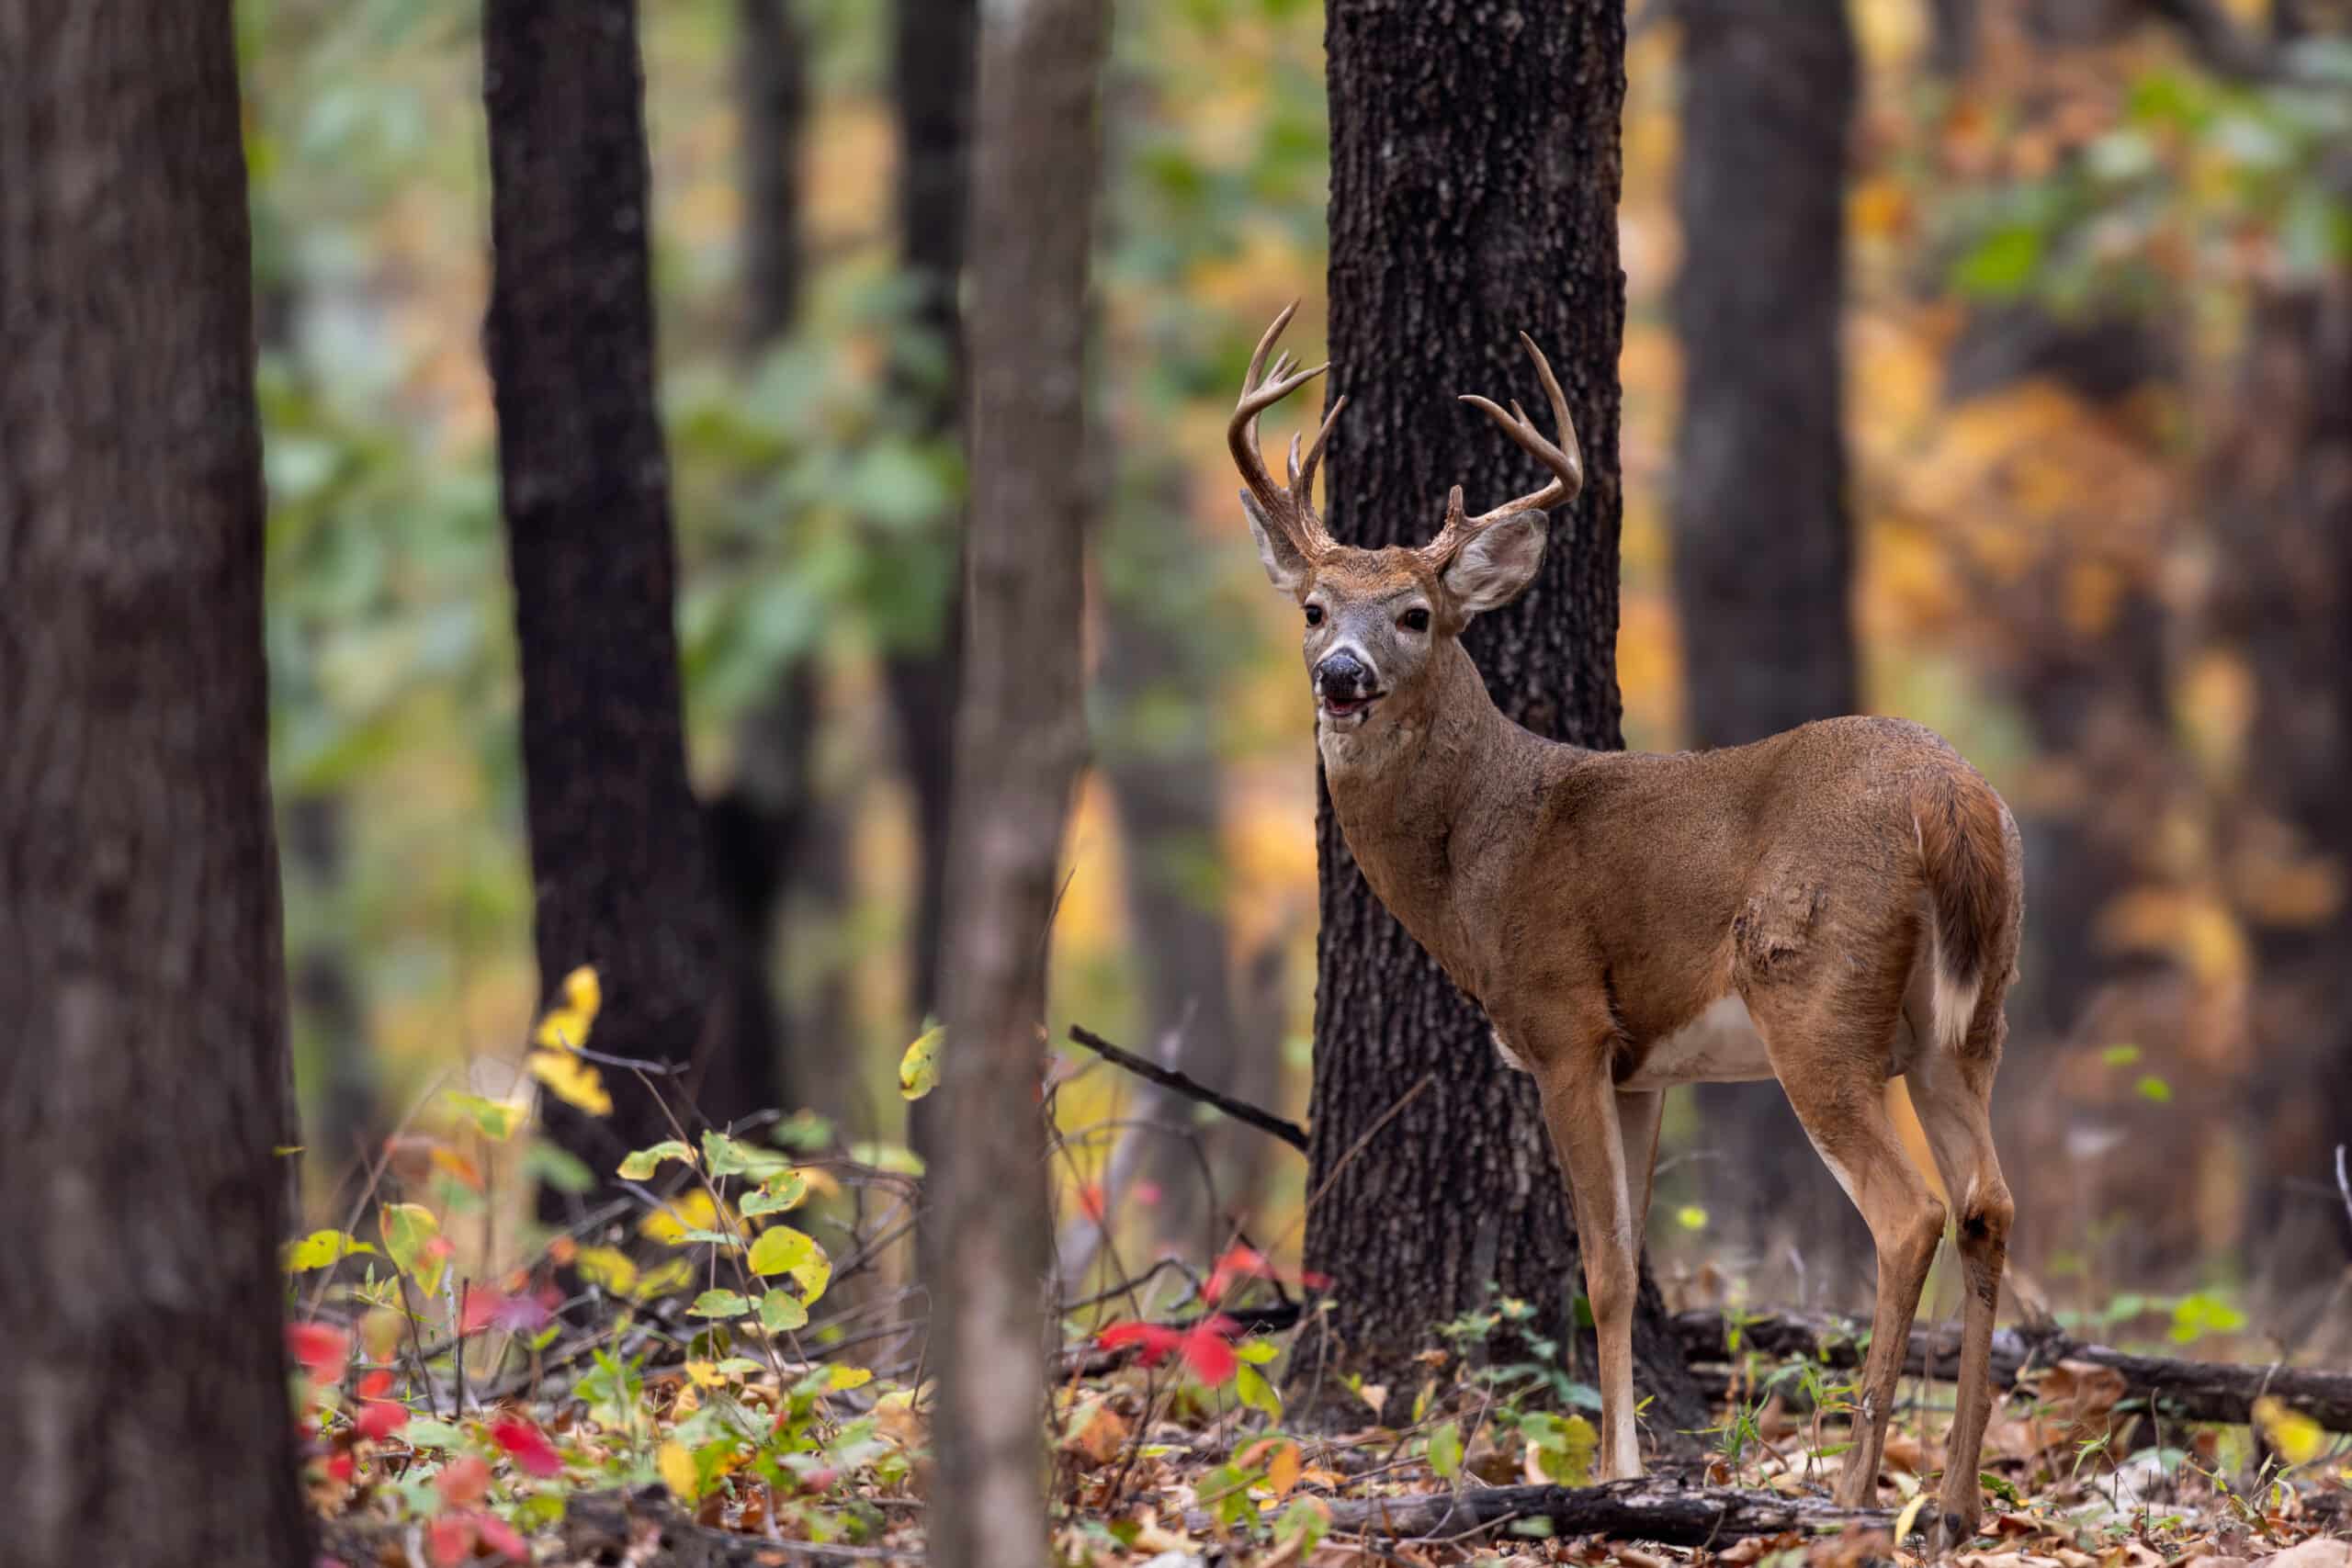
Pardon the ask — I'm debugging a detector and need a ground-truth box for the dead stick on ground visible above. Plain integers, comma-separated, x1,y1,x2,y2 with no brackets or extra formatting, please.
1185,1479,1890,1550
1676,1307,2352,1432
1067,1023,1307,1152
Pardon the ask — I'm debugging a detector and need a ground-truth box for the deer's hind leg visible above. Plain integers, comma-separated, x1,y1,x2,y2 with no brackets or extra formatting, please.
1905,1014,2013,1551
1747,976,1943,1511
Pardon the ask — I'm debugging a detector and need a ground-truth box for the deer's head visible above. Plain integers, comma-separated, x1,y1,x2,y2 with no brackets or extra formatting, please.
1229,302,1583,737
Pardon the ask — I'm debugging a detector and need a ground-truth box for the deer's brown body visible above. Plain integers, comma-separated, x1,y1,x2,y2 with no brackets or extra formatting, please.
1234,305,2020,1553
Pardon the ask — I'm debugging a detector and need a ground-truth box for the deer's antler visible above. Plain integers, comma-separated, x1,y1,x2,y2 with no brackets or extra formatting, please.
1230,300,1345,559
1422,333,1585,568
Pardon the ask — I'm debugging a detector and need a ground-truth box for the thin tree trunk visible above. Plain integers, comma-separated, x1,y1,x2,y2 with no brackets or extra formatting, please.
1101,466,1279,1258
0,6,309,1562
287,795,382,1195
886,0,974,1048
1308,0,1704,1435
925,0,1102,1562
697,0,815,1130
1670,0,1871,1304
482,0,725,1201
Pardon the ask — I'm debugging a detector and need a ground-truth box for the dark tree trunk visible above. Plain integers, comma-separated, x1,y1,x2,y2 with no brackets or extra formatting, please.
0,6,310,1562
925,0,1102,1562
697,0,815,1130
2206,282,2352,1308
1100,466,1280,1258
1669,0,1871,1304
888,0,977,1167
287,795,383,1195
1307,0,1703,1437
482,0,725,1201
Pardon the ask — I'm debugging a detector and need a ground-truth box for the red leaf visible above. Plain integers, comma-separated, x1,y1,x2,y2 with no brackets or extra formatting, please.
436,1454,492,1507
355,1399,409,1440
1130,1180,1163,1207
288,1322,351,1384
326,1450,356,1483
473,1511,527,1562
425,1514,475,1567
1205,1246,1274,1303
1095,1320,1183,1365
490,1416,563,1478
1076,1182,1107,1224
1179,1314,1241,1384
356,1369,395,1401
463,1287,558,1339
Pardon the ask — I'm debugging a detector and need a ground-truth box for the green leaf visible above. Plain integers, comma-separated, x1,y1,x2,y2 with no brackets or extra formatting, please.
403,1418,466,1451
1956,225,2044,299
1428,1419,1463,1480
898,1024,944,1100
441,1091,523,1143
759,1289,809,1333
381,1203,447,1296
617,1139,696,1179
2098,1043,2143,1068
2135,1075,2173,1103
283,1229,378,1272
1676,1204,1710,1232
747,1225,831,1308
525,1141,596,1195
1234,1361,1282,1418
688,1290,753,1320
680,1228,743,1247
741,1170,809,1215
702,1129,789,1179
1233,1337,1280,1365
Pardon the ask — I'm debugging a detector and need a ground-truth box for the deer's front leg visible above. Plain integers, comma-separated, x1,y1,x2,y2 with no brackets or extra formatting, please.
1534,1061,1643,1481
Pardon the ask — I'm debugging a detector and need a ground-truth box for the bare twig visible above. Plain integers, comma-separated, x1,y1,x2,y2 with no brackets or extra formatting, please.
1066,1023,1308,1152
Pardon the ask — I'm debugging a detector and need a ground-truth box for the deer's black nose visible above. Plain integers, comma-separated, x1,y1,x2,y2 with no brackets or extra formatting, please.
1315,649,1373,697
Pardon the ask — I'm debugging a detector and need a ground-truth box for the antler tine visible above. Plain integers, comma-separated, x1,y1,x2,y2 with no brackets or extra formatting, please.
1421,333,1584,568
1230,301,1338,555
1461,333,1584,526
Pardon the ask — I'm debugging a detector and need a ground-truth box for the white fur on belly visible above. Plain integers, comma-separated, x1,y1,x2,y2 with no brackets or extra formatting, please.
1619,995,1775,1090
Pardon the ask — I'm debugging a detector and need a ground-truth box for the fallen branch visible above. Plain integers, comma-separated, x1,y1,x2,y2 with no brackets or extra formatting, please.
1187,1478,1887,1549
1067,1023,1308,1153
1677,1307,2352,1432
556,1487,916,1565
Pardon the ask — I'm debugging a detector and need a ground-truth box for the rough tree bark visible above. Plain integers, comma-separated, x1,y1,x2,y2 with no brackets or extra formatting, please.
888,0,976,1172
924,0,1103,1562
0,6,311,1562
1670,0,1872,1303
1307,0,1704,1435
482,0,726,1201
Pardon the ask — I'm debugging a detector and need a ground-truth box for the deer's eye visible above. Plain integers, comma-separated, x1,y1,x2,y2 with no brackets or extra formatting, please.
1304,604,1325,626
1399,607,1430,633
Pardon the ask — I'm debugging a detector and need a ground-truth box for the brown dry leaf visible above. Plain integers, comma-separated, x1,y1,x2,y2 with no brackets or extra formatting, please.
1883,1431,1924,1474
2260,1544,2352,1568
1356,1383,1388,1417
1264,1439,1303,1499
1617,1550,1668,1568
1059,1397,1129,1469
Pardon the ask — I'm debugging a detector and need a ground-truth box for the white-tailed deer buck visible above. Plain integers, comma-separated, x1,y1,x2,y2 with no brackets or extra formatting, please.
1233,303,2021,1551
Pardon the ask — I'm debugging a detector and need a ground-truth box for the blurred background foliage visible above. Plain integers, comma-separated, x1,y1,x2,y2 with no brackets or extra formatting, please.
248,0,2350,1340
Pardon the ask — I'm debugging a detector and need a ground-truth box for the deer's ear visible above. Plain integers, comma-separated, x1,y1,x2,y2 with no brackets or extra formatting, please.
1442,512,1546,615
1241,491,1313,594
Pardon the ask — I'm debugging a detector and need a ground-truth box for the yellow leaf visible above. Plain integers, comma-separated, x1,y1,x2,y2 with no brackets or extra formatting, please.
684,1360,727,1390
529,1048,612,1117
531,964,603,1051
898,1024,944,1100
638,1190,722,1245
574,1246,638,1295
657,1439,699,1503
747,1224,831,1309
2254,1396,2324,1466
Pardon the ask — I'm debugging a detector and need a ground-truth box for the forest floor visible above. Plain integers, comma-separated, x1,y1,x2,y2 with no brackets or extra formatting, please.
300,1243,2352,1568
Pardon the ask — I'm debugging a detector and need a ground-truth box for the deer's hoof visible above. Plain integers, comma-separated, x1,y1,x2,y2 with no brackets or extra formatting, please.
1927,1510,1980,1556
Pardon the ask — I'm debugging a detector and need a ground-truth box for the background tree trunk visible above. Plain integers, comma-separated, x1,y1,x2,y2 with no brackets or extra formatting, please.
697,0,818,1131
924,0,1102,1561
1100,464,1282,1260
482,0,725,1202
0,5,310,1561
2206,279,2352,1314
1306,0,1704,1436
1669,0,1872,1304
888,0,976,1166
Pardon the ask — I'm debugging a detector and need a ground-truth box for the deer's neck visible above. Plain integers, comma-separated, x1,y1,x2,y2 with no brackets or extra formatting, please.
1318,640,1564,991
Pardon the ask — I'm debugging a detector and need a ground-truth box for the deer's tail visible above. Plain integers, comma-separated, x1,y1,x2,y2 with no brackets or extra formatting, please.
1917,765,2018,1057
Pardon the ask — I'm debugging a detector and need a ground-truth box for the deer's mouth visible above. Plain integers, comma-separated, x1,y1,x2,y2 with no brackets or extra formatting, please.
1318,691,1384,726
